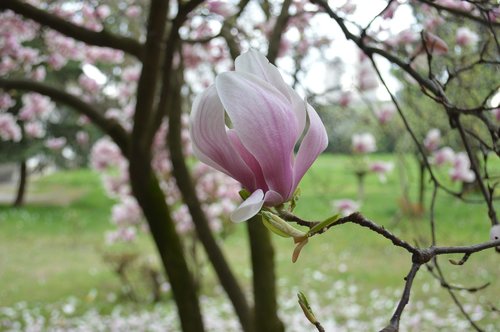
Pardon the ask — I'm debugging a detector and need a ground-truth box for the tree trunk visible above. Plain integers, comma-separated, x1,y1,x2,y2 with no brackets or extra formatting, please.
167,68,254,332
129,160,205,332
247,216,284,332
13,160,27,207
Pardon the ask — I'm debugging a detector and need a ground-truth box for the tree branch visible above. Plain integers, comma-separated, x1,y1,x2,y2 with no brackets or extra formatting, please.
416,0,500,27
0,78,129,152
0,0,143,59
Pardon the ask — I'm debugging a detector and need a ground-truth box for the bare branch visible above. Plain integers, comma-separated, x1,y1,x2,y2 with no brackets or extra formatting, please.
383,263,421,331
0,0,143,59
0,78,129,152
416,0,500,28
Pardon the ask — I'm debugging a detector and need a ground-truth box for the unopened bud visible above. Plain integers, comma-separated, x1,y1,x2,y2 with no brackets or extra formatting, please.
261,211,307,239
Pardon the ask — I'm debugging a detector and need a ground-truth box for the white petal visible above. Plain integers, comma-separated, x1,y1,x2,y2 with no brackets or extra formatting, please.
230,189,265,223
235,49,290,99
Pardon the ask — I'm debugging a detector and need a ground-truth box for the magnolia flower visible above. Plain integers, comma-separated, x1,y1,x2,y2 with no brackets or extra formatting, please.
333,199,360,216
423,128,441,152
431,146,455,166
25,121,45,139
374,104,396,125
45,137,67,150
369,161,394,183
456,27,479,47
449,152,475,183
352,133,376,154
338,91,351,108
190,50,328,222
0,113,21,142
206,0,236,17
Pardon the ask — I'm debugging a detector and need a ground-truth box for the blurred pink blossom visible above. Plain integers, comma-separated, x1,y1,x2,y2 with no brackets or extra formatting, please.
352,133,376,154
369,161,394,182
423,128,441,152
19,93,55,121
76,131,89,145
24,121,45,139
333,199,360,216
0,113,22,142
449,152,475,183
206,1,236,17
338,92,351,108
45,137,67,150
375,104,396,125
431,147,455,166
456,27,479,47
125,6,142,18
91,138,123,170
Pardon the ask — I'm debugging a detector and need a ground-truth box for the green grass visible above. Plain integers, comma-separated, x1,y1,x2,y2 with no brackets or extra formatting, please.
0,155,498,326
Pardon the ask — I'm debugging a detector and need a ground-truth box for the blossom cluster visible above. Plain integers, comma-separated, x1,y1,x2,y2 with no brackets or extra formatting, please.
423,129,476,183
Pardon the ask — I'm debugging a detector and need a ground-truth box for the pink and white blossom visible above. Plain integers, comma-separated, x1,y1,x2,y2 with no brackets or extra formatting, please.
338,92,351,108
190,50,328,222
206,1,236,17
0,113,22,142
45,137,67,150
369,161,394,183
76,131,89,145
431,146,455,166
125,6,142,18
333,199,360,216
374,104,396,125
456,27,479,47
24,121,45,139
90,138,123,170
19,93,55,121
449,152,475,183
423,128,441,152
111,196,142,226
352,133,376,154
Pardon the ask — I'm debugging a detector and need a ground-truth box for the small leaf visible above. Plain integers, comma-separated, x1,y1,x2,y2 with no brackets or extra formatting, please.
261,211,307,239
297,291,317,324
308,213,341,236
261,214,291,238
292,238,308,263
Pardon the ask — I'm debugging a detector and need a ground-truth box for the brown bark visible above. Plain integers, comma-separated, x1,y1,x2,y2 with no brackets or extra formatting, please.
129,162,205,332
13,160,27,207
247,216,284,332
166,68,254,332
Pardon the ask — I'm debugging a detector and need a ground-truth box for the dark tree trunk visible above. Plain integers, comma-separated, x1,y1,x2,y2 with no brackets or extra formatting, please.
129,159,205,332
167,68,254,332
247,216,284,332
13,160,27,207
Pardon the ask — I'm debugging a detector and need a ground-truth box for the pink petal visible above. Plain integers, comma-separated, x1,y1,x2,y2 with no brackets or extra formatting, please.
227,129,268,191
293,103,328,189
235,49,290,99
190,85,256,189
236,50,306,138
230,189,265,222
264,190,284,206
216,72,298,200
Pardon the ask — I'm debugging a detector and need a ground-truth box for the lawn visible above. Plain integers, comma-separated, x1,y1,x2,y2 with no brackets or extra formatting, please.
0,154,498,331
